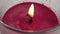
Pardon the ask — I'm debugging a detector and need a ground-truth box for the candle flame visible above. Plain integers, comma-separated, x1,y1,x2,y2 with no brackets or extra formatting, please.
28,4,34,17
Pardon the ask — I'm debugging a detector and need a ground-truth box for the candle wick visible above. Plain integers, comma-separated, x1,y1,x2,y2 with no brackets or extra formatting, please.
27,14,33,24
29,17,32,24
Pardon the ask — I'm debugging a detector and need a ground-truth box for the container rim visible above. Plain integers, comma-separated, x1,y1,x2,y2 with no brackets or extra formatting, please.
0,20,60,33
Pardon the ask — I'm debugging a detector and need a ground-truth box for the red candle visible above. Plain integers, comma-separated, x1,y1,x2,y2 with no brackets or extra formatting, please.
2,2,59,31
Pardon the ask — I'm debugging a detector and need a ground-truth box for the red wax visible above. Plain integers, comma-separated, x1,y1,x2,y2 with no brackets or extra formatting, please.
2,2,59,31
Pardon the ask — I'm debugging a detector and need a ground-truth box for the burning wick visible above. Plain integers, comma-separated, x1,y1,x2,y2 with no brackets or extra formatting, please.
27,4,34,24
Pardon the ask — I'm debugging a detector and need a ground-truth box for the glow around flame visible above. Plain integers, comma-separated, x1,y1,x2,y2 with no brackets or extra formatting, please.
28,4,34,17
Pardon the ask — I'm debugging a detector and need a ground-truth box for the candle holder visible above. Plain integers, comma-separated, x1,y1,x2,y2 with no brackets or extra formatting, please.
0,0,60,34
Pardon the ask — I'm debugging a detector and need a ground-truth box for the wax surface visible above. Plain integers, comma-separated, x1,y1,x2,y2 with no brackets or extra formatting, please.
2,2,59,31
